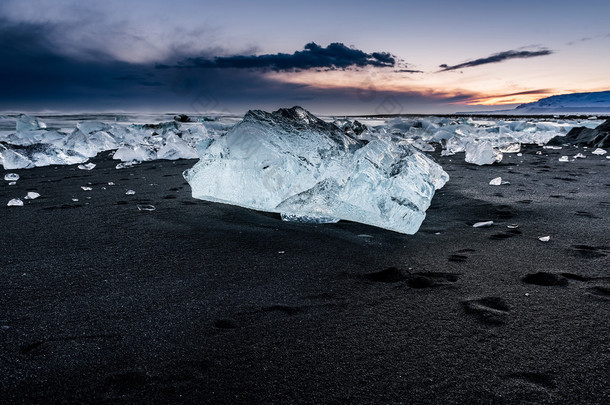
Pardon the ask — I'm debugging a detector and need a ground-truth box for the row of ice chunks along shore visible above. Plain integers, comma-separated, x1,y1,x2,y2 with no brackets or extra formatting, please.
0,114,221,170
1,112,601,170
333,116,600,165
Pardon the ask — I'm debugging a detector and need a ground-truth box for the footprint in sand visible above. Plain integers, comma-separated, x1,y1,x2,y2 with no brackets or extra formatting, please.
505,371,557,390
463,297,510,325
448,254,468,263
570,244,608,259
522,272,569,287
363,268,459,288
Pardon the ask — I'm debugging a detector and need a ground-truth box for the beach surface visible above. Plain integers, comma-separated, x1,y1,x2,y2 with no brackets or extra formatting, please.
1,145,609,404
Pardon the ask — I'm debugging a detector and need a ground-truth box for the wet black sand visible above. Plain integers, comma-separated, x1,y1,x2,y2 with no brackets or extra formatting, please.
1,145,609,404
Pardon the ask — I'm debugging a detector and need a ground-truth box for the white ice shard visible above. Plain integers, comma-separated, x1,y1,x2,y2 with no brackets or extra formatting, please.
113,144,156,162
184,107,449,234
24,191,40,200
78,162,96,170
7,198,23,207
559,156,569,162
4,173,19,181
592,148,607,155
156,133,198,160
473,221,494,228
464,141,503,165
489,177,502,186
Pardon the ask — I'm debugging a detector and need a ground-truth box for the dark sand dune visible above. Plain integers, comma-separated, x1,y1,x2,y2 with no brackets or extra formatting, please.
1,144,608,404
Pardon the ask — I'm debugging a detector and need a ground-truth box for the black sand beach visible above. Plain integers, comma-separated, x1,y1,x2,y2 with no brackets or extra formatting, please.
1,145,608,404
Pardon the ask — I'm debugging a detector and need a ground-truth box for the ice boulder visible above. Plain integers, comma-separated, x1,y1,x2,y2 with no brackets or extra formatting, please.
464,141,503,165
184,107,449,234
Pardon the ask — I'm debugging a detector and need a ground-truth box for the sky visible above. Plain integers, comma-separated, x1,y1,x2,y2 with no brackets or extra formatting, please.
0,0,609,115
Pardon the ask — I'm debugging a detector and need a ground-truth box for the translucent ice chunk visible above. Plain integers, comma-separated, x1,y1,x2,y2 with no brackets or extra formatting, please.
16,114,46,132
77,121,111,134
7,198,23,206
81,186,92,191
489,177,502,186
113,145,156,162
0,148,33,169
24,192,40,200
539,236,550,242
78,163,96,170
125,190,136,195
156,133,198,160
184,107,449,234
115,160,140,169
137,204,155,211
473,221,494,228
4,173,19,181
558,156,569,162
592,148,607,155
464,141,502,165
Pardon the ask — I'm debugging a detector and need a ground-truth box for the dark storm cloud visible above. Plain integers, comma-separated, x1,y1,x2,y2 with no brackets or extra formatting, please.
438,48,553,72
175,42,397,71
0,18,172,109
0,18,471,113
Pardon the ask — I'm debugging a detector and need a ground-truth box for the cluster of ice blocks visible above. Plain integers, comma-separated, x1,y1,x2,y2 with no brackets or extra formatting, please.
0,114,217,170
334,116,598,165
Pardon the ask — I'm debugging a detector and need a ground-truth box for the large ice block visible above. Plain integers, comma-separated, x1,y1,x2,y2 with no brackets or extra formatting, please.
184,107,449,234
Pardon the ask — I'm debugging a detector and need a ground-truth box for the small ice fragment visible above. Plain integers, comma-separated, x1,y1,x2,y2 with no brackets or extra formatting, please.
115,160,140,169
108,182,115,186
81,186,92,191
591,148,607,155
539,236,551,242
357,234,373,238
4,173,19,181
72,198,79,202
525,293,530,297
517,153,523,157
77,162,96,170
280,213,340,223
8,181,16,186
501,181,511,185
278,251,285,254
489,177,502,186
435,232,441,235
7,198,23,207
24,192,40,200
137,204,155,211
574,153,586,159
473,221,494,228
536,151,542,155
543,145,562,150
125,190,136,195
558,156,569,162
507,224,519,229
1,325,9,331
